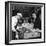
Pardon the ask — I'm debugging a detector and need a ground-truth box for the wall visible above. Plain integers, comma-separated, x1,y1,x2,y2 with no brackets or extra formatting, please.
0,0,46,46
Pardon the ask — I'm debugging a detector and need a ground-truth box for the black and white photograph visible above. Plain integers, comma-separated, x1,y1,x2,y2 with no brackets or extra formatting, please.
5,1,45,45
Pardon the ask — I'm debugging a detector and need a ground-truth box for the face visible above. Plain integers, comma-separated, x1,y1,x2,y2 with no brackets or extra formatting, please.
32,13,36,19
17,15,21,19
24,17,28,23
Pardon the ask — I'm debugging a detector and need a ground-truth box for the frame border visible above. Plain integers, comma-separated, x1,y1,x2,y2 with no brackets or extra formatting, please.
5,1,45,45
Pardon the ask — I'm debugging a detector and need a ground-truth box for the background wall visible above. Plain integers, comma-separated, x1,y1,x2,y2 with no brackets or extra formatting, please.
0,0,46,46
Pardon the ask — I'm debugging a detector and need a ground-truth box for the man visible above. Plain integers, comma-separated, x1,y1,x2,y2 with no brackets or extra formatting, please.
12,13,22,39
32,13,41,32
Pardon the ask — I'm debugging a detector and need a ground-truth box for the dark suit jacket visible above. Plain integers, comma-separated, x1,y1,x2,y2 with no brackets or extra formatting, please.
34,17,41,30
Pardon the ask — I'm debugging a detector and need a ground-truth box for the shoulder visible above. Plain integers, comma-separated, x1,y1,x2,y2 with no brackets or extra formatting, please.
12,16,17,19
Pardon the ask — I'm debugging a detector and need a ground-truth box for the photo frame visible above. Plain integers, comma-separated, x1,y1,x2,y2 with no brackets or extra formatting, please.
5,1,45,45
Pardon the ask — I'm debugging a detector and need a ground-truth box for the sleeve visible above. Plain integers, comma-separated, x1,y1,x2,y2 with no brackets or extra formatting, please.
12,16,18,32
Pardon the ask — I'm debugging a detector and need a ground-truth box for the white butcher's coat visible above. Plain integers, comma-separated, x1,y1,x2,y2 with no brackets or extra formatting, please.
12,16,18,31
12,16,19,38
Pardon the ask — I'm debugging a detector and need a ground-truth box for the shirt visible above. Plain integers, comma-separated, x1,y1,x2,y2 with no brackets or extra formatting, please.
12,16,18,31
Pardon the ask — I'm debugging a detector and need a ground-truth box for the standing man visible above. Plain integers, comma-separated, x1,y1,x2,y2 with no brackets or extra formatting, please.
12,13,22,39
32,13,41,31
